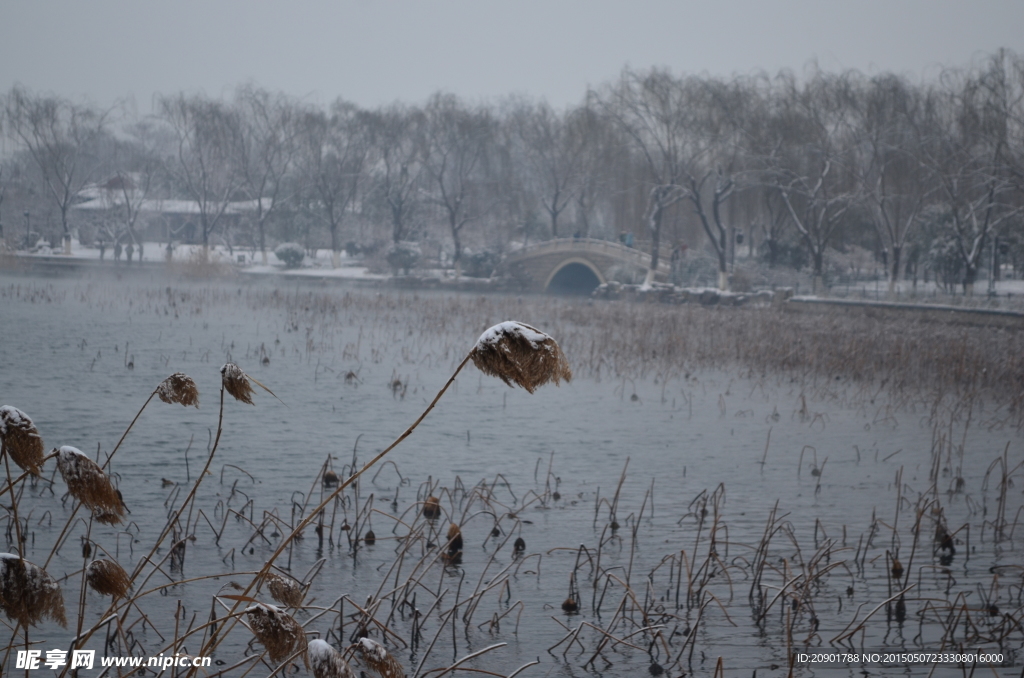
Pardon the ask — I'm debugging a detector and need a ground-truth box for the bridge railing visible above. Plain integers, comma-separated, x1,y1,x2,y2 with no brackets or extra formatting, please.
505,238,671,271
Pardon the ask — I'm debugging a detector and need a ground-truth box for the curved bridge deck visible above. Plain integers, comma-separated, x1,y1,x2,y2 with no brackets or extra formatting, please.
504,238,670,293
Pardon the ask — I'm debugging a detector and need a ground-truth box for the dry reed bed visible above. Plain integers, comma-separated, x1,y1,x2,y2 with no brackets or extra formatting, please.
10,280,1023,418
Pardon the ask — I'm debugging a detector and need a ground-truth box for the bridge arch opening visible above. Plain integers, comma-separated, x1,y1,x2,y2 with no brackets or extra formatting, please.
545,260,603,296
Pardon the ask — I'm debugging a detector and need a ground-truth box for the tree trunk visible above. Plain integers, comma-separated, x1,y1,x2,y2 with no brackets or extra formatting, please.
963,264,977,295
812,250,825,296
887,245,901,294
330,225,341,269
451,228,463,276
648,201,663,273
717,249,728,291
259,222,267,265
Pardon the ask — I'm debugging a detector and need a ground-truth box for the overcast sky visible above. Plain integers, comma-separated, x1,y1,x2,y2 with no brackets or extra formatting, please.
2,0,1023,112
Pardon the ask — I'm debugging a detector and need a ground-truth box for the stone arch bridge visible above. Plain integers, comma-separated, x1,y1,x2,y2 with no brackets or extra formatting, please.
502,238,670,294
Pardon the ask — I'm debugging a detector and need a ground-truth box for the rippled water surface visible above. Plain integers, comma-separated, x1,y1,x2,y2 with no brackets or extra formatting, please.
1,271,1021,677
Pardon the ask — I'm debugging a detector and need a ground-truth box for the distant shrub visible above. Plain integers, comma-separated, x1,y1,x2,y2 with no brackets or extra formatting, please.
274,243,306,268
386,242,421,275
462,251,499,278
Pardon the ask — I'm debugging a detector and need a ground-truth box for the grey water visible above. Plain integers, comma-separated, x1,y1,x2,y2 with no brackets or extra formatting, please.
0,272,1020,677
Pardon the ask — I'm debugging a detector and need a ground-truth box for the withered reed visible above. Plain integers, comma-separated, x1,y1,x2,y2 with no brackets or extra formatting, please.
245,602,307,663
307,639,355,678
0,553,66,627
0,405,44,475
85,558,131,598
155,372,200,408
357,637,405,678
55,446,125,525
266,572,304,608
470,321,572,393
220,363,255,404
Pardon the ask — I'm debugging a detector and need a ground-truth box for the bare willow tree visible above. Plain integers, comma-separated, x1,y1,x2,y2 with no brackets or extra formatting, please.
509,99,591,239
158,93,243,257
919,56,1022,293
234,86,298,264
599,69,748,289
597,69,690,280
3,86,107,253
98,122,162,253
296,100,367,268
423,93,495,270
770,71,860,293
850,74,932,292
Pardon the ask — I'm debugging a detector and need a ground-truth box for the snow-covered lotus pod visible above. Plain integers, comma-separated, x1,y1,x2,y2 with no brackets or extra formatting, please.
0,553,66,627
307,639,355,678
266,572,304,608
245,602,307,664
55,446,125,525
357,638,405,678
471,321,572,393
86,558,131,598
155,372,200,408
0,406,45,475
220,363,255,404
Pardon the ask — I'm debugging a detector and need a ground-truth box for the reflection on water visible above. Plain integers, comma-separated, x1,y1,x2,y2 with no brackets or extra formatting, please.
0,273,1020,676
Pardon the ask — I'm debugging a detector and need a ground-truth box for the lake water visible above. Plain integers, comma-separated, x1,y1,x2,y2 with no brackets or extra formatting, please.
0,269,1021,677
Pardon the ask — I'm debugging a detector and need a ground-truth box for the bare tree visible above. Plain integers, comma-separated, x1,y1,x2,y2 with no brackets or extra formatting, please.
296,100,367,267
366,104,427,245
234,86,298,264
918,59,1022,294
3,86,107,253
849,74,932,292
599,70,748,289
423,93,495,270
770,71,860,293
158,93,243,257
597,70,689,279
509,99,591,238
